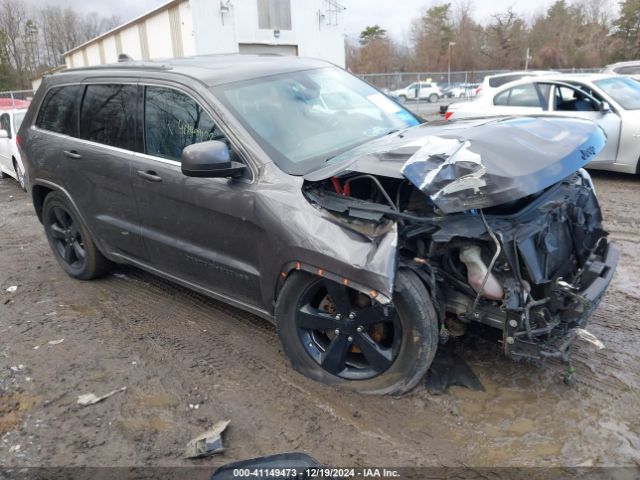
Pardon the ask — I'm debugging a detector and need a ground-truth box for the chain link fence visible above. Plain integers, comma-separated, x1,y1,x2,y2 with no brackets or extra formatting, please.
0,89,36,109
357,68,603,92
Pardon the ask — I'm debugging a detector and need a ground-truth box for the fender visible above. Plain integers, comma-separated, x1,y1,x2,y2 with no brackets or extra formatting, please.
275,260,393,308
30,178,112,261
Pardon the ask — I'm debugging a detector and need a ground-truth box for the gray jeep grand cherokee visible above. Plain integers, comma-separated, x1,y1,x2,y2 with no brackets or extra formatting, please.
18,55,617,394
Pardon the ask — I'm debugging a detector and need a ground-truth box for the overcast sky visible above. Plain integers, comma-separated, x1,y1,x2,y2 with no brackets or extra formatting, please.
39,0,563,42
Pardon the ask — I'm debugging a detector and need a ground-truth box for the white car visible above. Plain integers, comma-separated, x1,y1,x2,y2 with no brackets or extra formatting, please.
0,107,28,190
442,83,479,99
602,60,640,81
445,74,640,174
391,81,442,103
476,70,558,98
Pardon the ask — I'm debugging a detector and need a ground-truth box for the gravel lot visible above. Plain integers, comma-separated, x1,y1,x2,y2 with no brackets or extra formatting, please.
0,170,639,469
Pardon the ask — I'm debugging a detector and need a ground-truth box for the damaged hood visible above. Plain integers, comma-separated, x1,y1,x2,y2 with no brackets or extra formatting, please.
305,116,606,214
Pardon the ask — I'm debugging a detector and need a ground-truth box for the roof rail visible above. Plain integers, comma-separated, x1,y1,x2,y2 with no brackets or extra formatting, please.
65,61,172,73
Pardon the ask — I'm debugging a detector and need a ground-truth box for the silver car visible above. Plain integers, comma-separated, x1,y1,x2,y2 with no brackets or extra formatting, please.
447,74,640,174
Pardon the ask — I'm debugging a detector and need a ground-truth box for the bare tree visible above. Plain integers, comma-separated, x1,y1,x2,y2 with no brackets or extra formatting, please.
451,0,484,71
0,0,27,86
23,19,39,75
482,8,528,69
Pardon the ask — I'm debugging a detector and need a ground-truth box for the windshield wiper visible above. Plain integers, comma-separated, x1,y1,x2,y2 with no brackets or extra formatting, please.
323,129,402,163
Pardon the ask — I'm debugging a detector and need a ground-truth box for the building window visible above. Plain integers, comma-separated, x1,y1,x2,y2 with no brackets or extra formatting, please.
257,0,291,30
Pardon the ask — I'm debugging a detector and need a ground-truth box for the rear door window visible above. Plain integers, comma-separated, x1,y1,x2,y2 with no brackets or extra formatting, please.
493,84,544,107
36,85,82,136
143,86,224,161
80,84,137,150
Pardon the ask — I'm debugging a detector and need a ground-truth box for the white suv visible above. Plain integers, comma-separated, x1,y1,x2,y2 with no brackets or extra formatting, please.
602,61,640,80
476,70,558,97
391,81,442,103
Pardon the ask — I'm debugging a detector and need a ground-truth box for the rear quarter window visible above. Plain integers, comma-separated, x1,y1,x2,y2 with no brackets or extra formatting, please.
0,113,11,138
36,85,82,136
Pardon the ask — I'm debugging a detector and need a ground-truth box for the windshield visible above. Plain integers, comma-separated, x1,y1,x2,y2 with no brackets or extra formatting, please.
594,76,640,110
14,110,26,130
214,67,420,175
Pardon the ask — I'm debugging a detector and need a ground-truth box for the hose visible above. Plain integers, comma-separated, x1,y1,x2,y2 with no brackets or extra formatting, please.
471,210,502,312
344,175,398,211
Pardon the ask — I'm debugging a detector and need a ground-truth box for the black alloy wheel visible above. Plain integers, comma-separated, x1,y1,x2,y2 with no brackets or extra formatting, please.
42,191,111,280
294,278,402,380
276,270,439,395
46,205,87,272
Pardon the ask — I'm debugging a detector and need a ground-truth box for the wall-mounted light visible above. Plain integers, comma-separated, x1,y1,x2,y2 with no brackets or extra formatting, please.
274,29,281,38
317,10,326,29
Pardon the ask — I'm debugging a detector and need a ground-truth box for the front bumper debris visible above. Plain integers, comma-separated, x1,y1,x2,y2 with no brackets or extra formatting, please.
504,238,618,363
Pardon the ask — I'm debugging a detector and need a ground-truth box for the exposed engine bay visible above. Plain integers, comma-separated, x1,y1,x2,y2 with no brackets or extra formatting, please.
303,164,618,368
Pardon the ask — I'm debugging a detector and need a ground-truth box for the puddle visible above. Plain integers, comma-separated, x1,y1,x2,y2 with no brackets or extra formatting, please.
0,393,39,434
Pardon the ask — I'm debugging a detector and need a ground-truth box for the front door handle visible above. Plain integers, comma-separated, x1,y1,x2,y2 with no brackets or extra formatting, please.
63,150,82,159
137,170,162,182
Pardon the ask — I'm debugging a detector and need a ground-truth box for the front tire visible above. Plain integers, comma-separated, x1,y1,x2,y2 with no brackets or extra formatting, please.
42,191,111,280
398,95,407,104
276,269,438,395
13,158,26,191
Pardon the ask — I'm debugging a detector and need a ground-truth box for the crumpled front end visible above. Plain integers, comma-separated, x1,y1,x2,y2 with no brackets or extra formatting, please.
400,116,605,214
431,172,618,363
302,116,616,368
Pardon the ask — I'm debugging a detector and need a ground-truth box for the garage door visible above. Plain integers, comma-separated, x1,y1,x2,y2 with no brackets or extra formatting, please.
238,44,298,56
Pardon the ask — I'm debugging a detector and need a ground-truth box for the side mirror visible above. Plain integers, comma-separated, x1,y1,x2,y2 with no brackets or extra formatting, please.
181,140,245,178
0,129,8,139
600,101,611,113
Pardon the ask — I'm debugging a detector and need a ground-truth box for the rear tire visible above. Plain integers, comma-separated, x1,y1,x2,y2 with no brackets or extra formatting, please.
42,191,111,280
276,269,438,395
428,93,439,103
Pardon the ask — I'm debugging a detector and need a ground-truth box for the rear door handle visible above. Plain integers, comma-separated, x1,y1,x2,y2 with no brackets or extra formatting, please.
63,150,82,159
137,170,162,182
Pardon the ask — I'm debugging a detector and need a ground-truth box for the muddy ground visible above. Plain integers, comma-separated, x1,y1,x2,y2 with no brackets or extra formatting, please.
0,171,639,470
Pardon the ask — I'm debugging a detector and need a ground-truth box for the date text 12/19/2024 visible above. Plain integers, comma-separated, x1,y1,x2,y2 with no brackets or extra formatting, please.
231,468,401,478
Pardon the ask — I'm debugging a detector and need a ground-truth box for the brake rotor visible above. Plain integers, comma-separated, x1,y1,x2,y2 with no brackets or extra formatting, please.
319,293,389,354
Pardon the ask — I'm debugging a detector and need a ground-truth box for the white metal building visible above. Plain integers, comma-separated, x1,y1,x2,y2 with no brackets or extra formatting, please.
62,0,346,70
